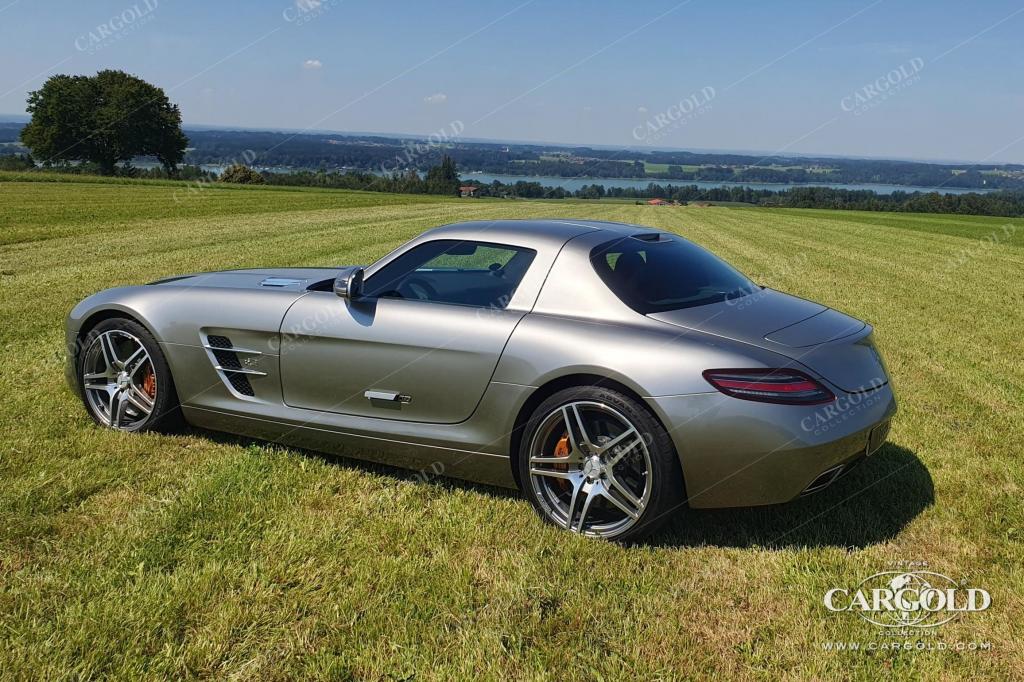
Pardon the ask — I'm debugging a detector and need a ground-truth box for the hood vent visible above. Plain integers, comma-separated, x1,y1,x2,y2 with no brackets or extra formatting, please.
260,277,306,288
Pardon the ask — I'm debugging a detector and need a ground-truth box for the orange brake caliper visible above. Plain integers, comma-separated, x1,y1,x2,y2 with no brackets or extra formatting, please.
142,368,157,400
553,434,571,491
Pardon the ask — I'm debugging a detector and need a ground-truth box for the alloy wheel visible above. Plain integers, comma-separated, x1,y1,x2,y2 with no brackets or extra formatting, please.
527,401,652,538
81,329,157,431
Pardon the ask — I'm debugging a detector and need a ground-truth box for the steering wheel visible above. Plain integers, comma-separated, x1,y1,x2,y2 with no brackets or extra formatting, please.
401,276,439,301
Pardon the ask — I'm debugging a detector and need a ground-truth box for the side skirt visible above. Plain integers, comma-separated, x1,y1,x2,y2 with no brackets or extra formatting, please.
182,405,518,488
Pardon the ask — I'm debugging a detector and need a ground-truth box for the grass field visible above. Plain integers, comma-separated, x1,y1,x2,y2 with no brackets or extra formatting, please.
642,161,701,174
1,175,1022,679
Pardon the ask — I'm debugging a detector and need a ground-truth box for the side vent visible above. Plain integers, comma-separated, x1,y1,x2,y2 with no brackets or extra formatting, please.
207,334,232,349
226,371,255,397
204,334,264,397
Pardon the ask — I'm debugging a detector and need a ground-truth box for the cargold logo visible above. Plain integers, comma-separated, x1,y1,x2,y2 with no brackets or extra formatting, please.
824,571,990,628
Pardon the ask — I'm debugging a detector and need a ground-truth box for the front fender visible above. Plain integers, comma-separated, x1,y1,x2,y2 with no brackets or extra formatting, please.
65,287,159,393
65,281,308,407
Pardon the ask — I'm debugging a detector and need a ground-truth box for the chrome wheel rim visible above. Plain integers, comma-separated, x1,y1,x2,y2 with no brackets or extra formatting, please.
528,401,652,538
82,330,156,431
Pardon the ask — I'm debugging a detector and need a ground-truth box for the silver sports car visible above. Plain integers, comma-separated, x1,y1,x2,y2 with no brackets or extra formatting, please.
66,219,896,541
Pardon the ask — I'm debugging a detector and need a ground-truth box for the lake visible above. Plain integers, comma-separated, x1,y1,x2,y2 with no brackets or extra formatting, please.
136,161,991,195
460,172,990,195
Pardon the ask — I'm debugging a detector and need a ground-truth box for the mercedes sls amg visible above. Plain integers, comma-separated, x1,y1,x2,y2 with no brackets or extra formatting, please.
66,220,896,541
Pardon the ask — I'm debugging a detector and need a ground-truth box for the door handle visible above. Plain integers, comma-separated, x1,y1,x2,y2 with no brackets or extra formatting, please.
364,390,412,404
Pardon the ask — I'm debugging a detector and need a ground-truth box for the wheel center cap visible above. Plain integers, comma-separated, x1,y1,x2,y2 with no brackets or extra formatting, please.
582,457,604,480
115,372,130,390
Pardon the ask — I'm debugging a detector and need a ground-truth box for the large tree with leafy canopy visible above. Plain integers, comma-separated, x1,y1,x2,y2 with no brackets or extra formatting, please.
21,70,187,175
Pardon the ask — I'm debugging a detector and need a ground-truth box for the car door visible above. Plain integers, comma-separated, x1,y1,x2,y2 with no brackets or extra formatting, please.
279,240,537,424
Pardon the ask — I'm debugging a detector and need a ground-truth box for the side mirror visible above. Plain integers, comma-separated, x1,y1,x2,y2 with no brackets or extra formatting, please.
334,266,365,300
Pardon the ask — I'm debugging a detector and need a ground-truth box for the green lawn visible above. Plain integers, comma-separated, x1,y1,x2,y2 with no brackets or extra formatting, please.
1,175,1021,679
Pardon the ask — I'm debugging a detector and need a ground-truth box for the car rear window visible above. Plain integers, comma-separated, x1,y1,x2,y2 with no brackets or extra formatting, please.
591,235,758,313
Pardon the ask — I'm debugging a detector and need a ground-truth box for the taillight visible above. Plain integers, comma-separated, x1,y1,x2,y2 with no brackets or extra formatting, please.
702,368,835,405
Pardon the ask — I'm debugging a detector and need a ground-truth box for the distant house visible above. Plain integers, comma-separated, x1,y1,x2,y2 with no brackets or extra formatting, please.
459,185,478,197
647,198,669,206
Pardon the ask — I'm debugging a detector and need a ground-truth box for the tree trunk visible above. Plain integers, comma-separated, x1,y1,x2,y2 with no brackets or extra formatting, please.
159,157,178,178
98,157,117,175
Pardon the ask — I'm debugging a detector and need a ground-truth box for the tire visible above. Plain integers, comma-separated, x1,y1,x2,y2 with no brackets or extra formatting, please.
77,318,182,432
517,386,684,542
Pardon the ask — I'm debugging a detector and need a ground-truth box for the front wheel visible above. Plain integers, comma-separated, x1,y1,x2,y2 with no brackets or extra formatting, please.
517,386,684,542
77,318,181,432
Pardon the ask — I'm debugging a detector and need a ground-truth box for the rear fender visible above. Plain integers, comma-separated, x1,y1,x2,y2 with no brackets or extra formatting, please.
493,313,801,398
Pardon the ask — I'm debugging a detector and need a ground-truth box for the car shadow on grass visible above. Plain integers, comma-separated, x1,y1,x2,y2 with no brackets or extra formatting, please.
194,430,930,550
647,443,933,550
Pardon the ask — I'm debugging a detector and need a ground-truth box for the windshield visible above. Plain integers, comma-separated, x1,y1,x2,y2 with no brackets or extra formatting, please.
591,235,758,313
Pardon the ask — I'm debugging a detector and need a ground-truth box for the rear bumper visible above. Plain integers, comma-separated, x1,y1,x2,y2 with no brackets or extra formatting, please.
646,383,897,508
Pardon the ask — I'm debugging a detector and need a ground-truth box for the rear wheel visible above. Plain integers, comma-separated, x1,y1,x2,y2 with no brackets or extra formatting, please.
518,386,684,542
77,318,181,432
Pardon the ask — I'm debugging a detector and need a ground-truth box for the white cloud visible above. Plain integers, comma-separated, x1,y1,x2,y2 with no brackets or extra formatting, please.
637,106,648,113
423,93,447,105
302,59,322,70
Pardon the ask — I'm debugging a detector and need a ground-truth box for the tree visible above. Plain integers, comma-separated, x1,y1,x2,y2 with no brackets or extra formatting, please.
219,164,265,184
424,154,460,195
396,169,425,194
21,70,187,175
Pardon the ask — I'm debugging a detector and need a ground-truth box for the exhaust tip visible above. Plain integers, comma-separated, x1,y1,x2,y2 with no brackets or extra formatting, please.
801,464,845,495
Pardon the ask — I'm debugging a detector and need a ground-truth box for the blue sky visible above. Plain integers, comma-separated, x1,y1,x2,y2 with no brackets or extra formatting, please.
2,0,1022,162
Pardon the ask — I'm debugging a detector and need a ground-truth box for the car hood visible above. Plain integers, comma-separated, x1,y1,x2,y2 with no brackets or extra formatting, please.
648,288,887,392
148,267,345,292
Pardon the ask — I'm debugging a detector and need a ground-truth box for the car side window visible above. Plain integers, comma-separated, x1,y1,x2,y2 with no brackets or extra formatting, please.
362,239,537,309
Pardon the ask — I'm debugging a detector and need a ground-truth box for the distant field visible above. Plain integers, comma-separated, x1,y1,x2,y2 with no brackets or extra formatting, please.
642,161,701,174
1,175,1021,679
739,206,1024,247
0,171,454,246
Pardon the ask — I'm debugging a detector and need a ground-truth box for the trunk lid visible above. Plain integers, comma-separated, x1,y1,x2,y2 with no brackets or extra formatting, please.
764,308,865,347
648,288,888,392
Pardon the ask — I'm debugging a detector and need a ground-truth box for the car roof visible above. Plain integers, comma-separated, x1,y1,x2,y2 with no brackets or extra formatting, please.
423,219,660,250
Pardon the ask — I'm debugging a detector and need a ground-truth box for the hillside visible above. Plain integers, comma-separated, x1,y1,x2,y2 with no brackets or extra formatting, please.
0,177,1021,679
